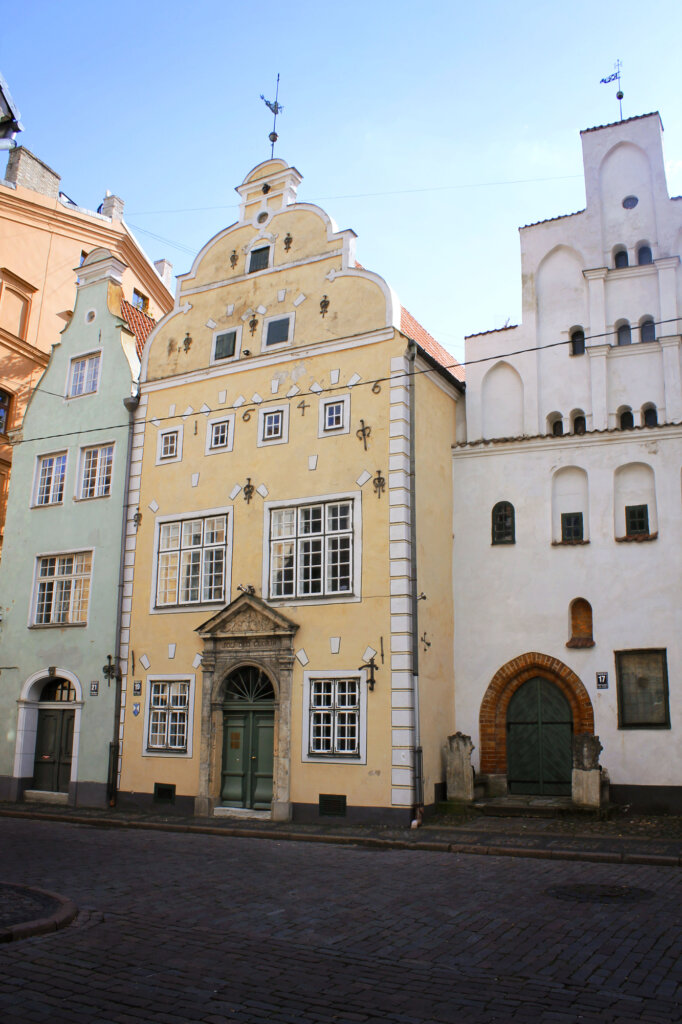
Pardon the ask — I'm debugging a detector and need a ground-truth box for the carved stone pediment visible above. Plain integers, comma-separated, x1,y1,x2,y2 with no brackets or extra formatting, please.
196,592,298,639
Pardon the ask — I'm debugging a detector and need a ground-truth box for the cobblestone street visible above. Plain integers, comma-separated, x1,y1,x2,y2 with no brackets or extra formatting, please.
0,818,680,1023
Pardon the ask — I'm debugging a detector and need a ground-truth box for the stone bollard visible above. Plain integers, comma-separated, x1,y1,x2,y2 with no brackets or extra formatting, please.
445,732,475,802
572,733,603,807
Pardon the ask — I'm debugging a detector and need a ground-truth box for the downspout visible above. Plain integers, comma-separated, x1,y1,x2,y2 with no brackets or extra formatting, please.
108,389,139,805
407,339,424,824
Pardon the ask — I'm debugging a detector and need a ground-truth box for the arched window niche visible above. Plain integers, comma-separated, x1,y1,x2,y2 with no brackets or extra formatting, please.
618,407,634,430
552,466,589,545
547,412,564,436
481,362,524,440
640,317,656,343
567,598,595,648
614,462,658,541
616,321,632,346
571,410,586,435
614,247,629,269
637,244,653,265
642,405,658,428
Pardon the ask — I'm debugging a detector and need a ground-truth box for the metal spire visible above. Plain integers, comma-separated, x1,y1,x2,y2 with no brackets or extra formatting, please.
260,74,283,157
600,59,624,120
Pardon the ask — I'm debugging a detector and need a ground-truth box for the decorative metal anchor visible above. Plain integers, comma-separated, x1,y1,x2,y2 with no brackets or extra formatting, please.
102,654,121,688
356,420,371,450
373,470,386,498
358,654,379,692
243,478,255,504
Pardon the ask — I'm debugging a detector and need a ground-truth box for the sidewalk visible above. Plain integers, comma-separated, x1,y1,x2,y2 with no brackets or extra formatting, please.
1,800,681,866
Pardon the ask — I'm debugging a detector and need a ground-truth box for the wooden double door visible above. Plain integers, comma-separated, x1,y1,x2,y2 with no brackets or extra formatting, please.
33,708,74,793
506,677,573,796
220,667,275,810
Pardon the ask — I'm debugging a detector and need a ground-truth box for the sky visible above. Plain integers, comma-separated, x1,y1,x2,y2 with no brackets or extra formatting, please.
2,0,682,363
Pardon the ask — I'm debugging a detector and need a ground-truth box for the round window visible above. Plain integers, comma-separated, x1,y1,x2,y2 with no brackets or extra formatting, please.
622,195,638,209
257,212,269,224
85,310,96,323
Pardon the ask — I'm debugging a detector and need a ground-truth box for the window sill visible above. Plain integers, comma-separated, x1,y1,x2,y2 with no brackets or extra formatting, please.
566,638,595,649
616,532,658,543
29,621,87,629
617,722,670,730
73,494,111,503
552,539,590,546
31,502,64,509
491,540,515,546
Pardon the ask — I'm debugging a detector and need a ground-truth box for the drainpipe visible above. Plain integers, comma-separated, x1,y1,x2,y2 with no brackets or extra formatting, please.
108,389,139,804
407,339,424,824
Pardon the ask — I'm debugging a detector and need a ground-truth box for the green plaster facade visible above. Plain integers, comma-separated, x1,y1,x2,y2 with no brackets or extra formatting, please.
0,249,140,806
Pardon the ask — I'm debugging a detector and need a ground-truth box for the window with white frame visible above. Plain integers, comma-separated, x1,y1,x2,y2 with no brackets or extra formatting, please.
211,328,240,363
302,671,367,763
248,246,270,273
68,352,101,397
79,444,113,499
156,514,227,607
263,314,293,348
318,394,350,437
147,680,190,751
156,426,183,464
34,552,92,625
35,453,67,506
257,405,289,447
269,500,353,599
205,415,234,455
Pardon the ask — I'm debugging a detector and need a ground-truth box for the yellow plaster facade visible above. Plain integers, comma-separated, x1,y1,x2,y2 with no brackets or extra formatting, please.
118,160,461,823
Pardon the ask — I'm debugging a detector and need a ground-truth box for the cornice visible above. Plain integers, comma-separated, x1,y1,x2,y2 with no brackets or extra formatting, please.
0,327,50,367
453,422,682,457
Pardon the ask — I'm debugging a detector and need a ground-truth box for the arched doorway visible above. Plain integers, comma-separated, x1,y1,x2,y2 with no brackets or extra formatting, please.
221,666,275,809
506,677,572,795
32,679,77,793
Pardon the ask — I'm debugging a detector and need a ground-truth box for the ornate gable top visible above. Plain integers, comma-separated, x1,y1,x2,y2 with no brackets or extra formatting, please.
195,592,299,638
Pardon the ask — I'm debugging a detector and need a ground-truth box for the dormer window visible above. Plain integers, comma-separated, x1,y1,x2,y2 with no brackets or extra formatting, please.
637,245,653,266
248,247,270,273
614,249,629,269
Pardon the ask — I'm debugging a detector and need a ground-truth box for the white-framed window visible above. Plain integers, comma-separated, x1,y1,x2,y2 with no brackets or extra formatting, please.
67,351,101,398
257,404,289,447
302,670,367,764
34,452,67,506
205,414,235,455
248,245,271,273
262,312,294,351
264,494,360,602
78,444,114,499
154,511,231,609
211,326,241,364
33,551,92,626
156,426,183,465
318,394,350,437
143,675,195,757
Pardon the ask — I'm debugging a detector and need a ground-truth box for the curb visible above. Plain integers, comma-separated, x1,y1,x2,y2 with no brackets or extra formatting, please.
0,884,78,943
0,807,679,867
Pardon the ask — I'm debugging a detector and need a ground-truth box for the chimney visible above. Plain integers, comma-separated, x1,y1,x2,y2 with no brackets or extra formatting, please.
5,147,60,198
100,190,125,220
154,258,174,290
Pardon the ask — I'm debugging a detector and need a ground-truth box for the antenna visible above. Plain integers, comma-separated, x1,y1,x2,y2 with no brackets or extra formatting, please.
600,59,624,120
260,74,283,157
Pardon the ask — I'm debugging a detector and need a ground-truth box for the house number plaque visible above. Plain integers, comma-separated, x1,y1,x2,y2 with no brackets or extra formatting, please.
596,672,608,689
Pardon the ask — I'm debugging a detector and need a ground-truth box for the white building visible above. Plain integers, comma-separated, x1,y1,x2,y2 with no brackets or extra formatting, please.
452,113,682,812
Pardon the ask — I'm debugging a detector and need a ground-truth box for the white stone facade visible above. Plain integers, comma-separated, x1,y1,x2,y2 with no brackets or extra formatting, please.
453,113,682,811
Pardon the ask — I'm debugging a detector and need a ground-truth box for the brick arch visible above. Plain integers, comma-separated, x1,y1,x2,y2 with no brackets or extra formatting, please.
479,653,594,775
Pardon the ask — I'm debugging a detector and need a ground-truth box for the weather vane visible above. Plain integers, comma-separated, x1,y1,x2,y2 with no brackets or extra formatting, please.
260,74,283,157
600,59,624,121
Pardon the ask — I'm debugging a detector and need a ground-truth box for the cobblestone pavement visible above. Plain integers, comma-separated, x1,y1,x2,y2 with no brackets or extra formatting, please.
1,819,681,1023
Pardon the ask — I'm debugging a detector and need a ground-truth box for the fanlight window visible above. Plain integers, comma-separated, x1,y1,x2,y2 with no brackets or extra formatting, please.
223,667,275,703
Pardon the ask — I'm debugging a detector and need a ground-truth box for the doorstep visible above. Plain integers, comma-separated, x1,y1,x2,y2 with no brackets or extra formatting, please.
23,790,69,805
213,806,271,820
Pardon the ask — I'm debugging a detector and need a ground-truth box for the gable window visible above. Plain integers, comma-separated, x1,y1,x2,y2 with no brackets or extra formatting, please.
637,245,653,266
132,289,149,313
147,680,190,751
617,323,631,346
212,329,239,362
561,511,584,543
156,514,227,607
318,394,350,437
491,501,515,545
156,427,183,465
625,504,649,537
35,453,67,506
34,552,92,625
68,352,101,397
616,650,670,728
264,315,292,347
570,329,585,356
79,444,113,499
248,246,270,273
0,389,11,433
269,500,354,599
614,249,629,269
640,318,655,343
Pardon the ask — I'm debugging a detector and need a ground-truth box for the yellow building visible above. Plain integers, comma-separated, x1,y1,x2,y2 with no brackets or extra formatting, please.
0,146,173,555
118,159,464,823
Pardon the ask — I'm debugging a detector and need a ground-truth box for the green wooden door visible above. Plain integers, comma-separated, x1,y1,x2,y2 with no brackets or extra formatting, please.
33,708,74,792
220,667,275,810
507,677,572,795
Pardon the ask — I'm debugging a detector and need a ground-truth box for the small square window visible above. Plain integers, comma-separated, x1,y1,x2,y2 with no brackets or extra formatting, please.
263,410,283,440
132,289,149,312
205,415,234,456
156,427,183,465
214,331,236,360
248,247,270,273
616,650,670,728
212,422,229,447
265,316,291,347
561,512,584,543
324,402,344,431
625,504,649,537
318,395,350,437
257,406,288,447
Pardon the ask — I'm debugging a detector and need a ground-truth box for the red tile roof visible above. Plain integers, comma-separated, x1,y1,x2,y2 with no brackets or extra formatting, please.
121,298,157,358
400,306,465,383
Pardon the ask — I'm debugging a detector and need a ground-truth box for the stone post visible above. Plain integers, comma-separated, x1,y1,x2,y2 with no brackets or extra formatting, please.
572,733,603,807
445,732,475,802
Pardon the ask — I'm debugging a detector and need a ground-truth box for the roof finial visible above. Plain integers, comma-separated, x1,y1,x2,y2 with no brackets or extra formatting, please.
260,74,283,157
600,59,624,120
